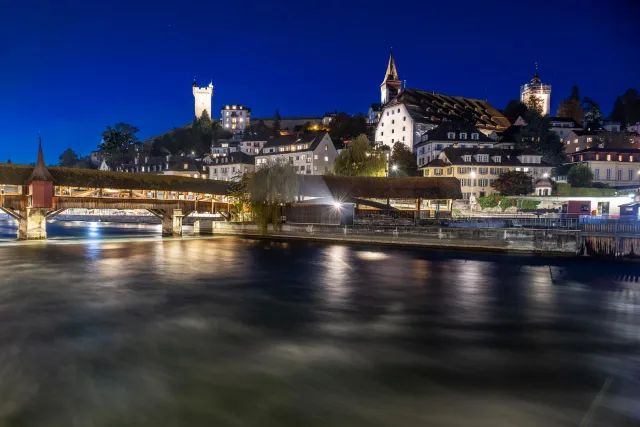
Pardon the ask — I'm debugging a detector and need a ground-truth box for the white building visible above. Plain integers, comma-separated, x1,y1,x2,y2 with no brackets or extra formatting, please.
255,132,338,175
221,104,251,138
208,152,255,181
241,131,270,155
549,116,581,143
414,123,504,168
520,65,551,116
193,79,214,119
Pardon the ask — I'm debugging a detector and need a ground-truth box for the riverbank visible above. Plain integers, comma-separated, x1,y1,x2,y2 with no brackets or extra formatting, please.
206,222,581,255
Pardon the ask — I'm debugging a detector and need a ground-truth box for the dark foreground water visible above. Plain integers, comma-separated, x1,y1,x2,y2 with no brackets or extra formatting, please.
0,221,639,426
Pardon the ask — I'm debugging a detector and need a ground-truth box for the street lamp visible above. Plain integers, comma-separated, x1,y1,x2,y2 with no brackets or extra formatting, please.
392,164,398,171
470,170,477,210
543,172,549,178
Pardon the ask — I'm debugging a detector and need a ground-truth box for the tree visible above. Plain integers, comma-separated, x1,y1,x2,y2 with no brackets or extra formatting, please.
491,171,533,196
610,89,640,128
524,95,543,115
249,159,301,233
328,113,368,139
273,109,282,136
516,108,565,166
228,171,252,222
99,122,140,152
197,109,212,132
557,85,583,124
390,142,418,176
58,148,80,167
332,134,387,177
597,131,634,148
503,100,528,123
567,164,594,187
582,98,603,130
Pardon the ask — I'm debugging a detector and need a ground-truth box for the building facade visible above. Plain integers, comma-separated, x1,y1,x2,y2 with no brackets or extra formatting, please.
193,80,214,119
255,132,338,175
207,152,255,181
221,104,251,138
520,66,551,115
421,148,553,199
549,117,581,143
241,131,270,155
568,148,640,188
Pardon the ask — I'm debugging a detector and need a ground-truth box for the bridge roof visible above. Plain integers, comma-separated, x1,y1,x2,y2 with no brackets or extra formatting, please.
0,164,230,194
299,176,462,200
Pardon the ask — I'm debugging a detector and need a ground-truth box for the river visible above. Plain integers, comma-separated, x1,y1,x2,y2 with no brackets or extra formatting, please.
0,220,638,426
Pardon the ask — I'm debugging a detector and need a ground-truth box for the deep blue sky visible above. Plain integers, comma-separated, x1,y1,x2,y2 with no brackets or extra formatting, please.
1,0,637,163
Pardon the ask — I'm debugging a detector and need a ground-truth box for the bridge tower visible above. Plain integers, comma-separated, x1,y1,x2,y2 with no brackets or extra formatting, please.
18,139,54,239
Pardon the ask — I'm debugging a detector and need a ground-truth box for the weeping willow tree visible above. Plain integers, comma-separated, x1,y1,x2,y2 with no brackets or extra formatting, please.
248,159,301,233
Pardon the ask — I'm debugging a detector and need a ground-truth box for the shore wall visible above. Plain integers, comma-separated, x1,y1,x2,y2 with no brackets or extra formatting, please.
209,222,581,254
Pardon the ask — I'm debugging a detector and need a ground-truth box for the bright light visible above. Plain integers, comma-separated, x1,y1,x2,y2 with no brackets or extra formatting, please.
470,171,476,178
392,165,398,171
543,173,549,178
333,201,342,209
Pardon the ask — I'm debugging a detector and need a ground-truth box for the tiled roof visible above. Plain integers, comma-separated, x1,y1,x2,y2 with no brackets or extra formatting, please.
422,122,492,142
423,147,550,168
388,88,510,131
572,147,640,154
208,152,255,165
261,132,330,153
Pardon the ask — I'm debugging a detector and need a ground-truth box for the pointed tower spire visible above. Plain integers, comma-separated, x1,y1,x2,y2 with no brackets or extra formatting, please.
532,62,540,83
383,51,399,83
29,137,54,182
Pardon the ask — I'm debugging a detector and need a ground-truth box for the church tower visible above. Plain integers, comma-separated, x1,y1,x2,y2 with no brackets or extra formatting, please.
192,79,214,119
381,52,402,104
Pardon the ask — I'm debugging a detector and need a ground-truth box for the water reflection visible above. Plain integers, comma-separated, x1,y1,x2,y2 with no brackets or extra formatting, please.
0,237,637,426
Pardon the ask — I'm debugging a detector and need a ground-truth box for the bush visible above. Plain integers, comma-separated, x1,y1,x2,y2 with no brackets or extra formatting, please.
499,198,514,211
516,199,541,211
556,183,616,197
477,195,500,209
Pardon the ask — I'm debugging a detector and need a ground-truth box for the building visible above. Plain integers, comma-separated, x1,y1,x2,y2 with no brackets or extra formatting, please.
421,148,553,199
380,52,402,105
549,117,581,143
255,132,338,175
117,155,208,179
602,120,622,132
520,65,551,115
241,131,271,155
208,140,240,158
374,88,510,150
193,79,214,119
208,152,255,181
221,104,251,138
368,103,382,125
414,123,503,168
628,122,640,133
568,147,640,188
564,129,640,153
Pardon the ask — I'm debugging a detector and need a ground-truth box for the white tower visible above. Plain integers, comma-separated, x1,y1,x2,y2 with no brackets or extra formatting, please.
520,64,551,116
192,79,214,119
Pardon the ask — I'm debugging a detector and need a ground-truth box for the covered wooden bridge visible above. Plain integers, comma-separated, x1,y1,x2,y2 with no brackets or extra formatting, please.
0,145,231,239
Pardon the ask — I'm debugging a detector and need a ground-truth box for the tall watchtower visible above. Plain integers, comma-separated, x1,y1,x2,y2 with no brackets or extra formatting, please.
381,52,402,105
192,79,214,119
520,64,551,116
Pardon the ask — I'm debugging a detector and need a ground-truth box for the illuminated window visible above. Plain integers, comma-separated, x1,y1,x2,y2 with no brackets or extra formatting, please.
193,174,198,178
324,156,328,162
314,155,318,160
631,156,634,162
606,154,611,161
324,145,328,151
618,155,623,161
183,163,188,169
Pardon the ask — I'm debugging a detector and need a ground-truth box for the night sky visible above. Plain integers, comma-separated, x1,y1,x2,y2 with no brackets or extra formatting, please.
1,0,638,163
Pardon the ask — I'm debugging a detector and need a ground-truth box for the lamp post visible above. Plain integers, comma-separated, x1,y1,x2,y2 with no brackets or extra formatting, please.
470,170,477,211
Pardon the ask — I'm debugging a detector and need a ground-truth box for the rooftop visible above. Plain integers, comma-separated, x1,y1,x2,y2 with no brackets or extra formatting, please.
424,147,550,168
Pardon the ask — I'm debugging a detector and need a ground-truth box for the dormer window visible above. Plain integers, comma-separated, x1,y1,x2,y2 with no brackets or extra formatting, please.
477,154,489,162
459,133,467,140
463,155,472,162
493,156,501,163
447,132,456,139
471,133,479,140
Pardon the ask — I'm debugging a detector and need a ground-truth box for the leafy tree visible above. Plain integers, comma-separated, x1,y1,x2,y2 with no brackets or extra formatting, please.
99,122,140,152
58,148,80,167
610,89,640,128
610,96,627,128
582,97,603,130
503,100,528,122
228,171,252,221
515,109,565,166
567,164,594,187
249,159,300,233
524,95,543,115
273,109,282,136
328,113,368,139
332,134,387,177
197,109,212,132
557,85,583,124
390,142,418,176
491,171,533,196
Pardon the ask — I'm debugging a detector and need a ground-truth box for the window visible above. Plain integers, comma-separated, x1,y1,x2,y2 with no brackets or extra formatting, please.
618,155,623,161
618,169,623,181
314,165,318,171
460,133,467,140
314,155,318,159
391,139,394,143
402,136,405,141
381,122,384,127
458,167,467,174
436,144,443,150
594,168,600,179
386,112,389,116
493,156,501,163
471,133,479,140
607,154,611,161
402,126,405,131
403,116,406,121
479,167,488,175
477,154,489,162
629,169,633,181
463,155,471,162
446,167,453,175
392,129,395,133
523,167,529,172
478,179,489,186
434,168,443,176
606,168,611,180
447,132,455,139
392,109,394,115
381,132,384,136
631,156,634,162
392,120,395,124
574,139,578,144
324,156,328,162
295,156,299,160
424,169,430,176
324,145,328,151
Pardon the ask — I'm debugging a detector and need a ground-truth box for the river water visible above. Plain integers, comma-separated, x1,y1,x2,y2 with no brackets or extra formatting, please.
0,220,639,426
